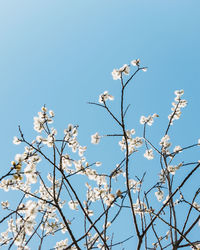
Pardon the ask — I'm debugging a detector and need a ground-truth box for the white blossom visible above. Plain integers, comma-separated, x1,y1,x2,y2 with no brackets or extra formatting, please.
14,154,24,163
155,190,164,202
95,161,102,167
54,239,68,250
1,201,9,209
36,135,43,142
103,221,111,229
24,200,38,219
168,90,187,124
142,67,147,72
104,193,115,206
49,110,55,117
98,91,114,104
33,117,44,132
131,137,143,147
167,165,176,175
160,135,171,152
84,208,94,216
111,64,130,80
174,89,184,97
140,114,158,126
119,64,130,75
163,195,170,205
68,200,79,210
111,69,121,80
91,132,101,144
13,136,21,145
128,179,140,193
173,145,182,153
78,145,87,156
144,149,154,160
131,59,140,67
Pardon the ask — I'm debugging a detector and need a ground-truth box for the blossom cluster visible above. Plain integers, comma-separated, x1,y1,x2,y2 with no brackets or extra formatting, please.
118,130,143,154
168,89,187,124
111,59,147,80
140,113,159,126
160,134,171,154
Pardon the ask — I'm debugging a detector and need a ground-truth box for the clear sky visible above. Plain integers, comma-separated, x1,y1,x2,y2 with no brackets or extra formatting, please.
0,1,200,249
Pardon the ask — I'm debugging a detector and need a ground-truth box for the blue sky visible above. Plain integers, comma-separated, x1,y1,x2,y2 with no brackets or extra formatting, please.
0,0,200,249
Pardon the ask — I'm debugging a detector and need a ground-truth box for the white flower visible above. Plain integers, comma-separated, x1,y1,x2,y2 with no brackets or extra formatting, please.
25,200,38,219
84,208,94,216
26,173,37,184
95,161,102,167
15,153,24,162
163,195,170,205
159,169,166,184
131,59,140,67
91,132,101,144
68,200,79,210
142,67,147,72
160,135,171,151
174,89,184,97
179,99,187,108
140,116,146,125
13,136,21,145
111,64,130,80
99,91,114,104
146,116,153,126
78,146,87,156
1,201,9,209
132,137,143,147
119,64,130,75
168,90,187,124
128,179,140,193
152,113,159,118
35,136,42,143
103,221,111,229
104,193,115,206
155,190,164,202
111,69,121,80
168,165,176,175
97,243,103,249
173,145,182,153
128,179,137,189
126,129,135,138
130,129,136,135
55,239,68,250
49,110,55,117
140,114,158,126
144,149,154,160
160,135,170,144
118,137,126,151
33,117,44,132
43,135,54,147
